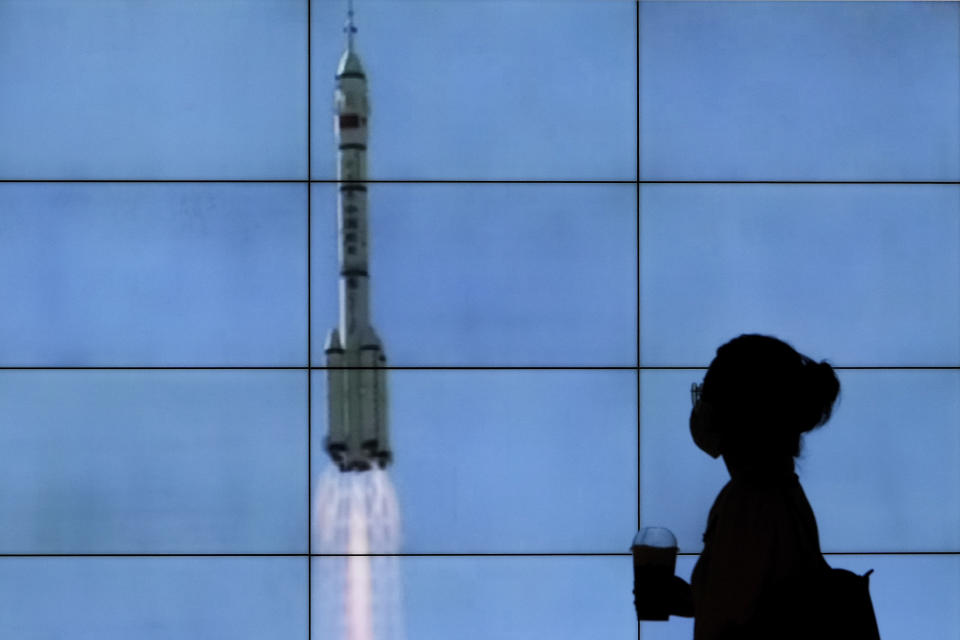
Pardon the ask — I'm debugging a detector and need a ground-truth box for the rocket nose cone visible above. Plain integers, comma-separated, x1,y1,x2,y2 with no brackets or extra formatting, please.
337,49,365,77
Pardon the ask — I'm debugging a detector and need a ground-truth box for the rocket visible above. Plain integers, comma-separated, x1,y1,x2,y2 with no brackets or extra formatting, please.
324,2,391,472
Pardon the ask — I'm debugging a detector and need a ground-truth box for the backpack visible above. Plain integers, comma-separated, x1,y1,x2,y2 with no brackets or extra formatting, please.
748,564,881,639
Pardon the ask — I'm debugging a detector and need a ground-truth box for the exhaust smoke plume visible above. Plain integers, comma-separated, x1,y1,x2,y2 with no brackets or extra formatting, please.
314,467,405,640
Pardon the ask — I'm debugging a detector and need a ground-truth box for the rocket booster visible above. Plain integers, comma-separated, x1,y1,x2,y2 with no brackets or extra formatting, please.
325,9,391,472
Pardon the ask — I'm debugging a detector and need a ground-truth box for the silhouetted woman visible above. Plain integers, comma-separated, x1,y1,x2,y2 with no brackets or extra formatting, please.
670,334,840,639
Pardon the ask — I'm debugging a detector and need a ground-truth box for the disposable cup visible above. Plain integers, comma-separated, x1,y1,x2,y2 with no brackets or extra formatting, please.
631,527,678,621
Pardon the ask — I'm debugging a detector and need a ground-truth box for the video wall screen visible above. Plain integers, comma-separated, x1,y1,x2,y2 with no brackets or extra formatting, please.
1,1,957,639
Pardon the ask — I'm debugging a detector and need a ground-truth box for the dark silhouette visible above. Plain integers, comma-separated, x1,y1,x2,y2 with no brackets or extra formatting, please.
662,333,876,639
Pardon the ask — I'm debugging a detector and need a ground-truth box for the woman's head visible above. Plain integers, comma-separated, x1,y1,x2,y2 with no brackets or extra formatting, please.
692,334,840,459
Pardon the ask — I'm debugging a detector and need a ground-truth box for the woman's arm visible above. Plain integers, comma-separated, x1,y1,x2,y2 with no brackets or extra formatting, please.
691,484,779,636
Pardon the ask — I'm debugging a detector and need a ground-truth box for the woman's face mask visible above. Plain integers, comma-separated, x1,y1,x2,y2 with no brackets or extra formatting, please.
690,400,722,459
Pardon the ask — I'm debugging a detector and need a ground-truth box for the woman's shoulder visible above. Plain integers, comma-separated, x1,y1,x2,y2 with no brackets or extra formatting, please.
704,474,819,547
709,472,801,513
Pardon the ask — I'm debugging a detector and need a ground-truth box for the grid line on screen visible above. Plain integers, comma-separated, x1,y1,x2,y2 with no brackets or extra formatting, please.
649,367,960,374
639,180,960,185
2,366,955,371
306,0,313,637
0,552,633,558
0,178,638,184
0,366,642,371
0,551,956,558
2,179,958,185
635,0,642,540
636,8,642,638
0,365,644,371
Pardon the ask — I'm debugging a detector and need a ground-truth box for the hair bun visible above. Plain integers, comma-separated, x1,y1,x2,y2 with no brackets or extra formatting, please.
799,360,840,433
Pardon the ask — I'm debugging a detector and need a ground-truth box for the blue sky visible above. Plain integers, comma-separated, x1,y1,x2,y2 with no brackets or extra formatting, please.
0,184,307,366
640,1,960,181
0,1,958,639
0,371,307,554
311,0,636,180
0,0,307,180
312,183,636,366
640,184,960,367
0,557,308,639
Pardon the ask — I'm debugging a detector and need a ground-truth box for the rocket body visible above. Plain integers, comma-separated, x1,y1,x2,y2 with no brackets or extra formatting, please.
325,39,391,472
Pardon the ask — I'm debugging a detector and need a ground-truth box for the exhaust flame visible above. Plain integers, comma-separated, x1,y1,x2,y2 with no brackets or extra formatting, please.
314,467,405,640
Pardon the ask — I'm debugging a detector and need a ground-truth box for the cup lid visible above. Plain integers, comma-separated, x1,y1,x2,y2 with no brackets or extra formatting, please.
632,526,677,548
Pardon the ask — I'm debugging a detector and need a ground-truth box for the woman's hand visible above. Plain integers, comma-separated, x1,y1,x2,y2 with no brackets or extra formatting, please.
668,575,695,618
633,574,694,620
